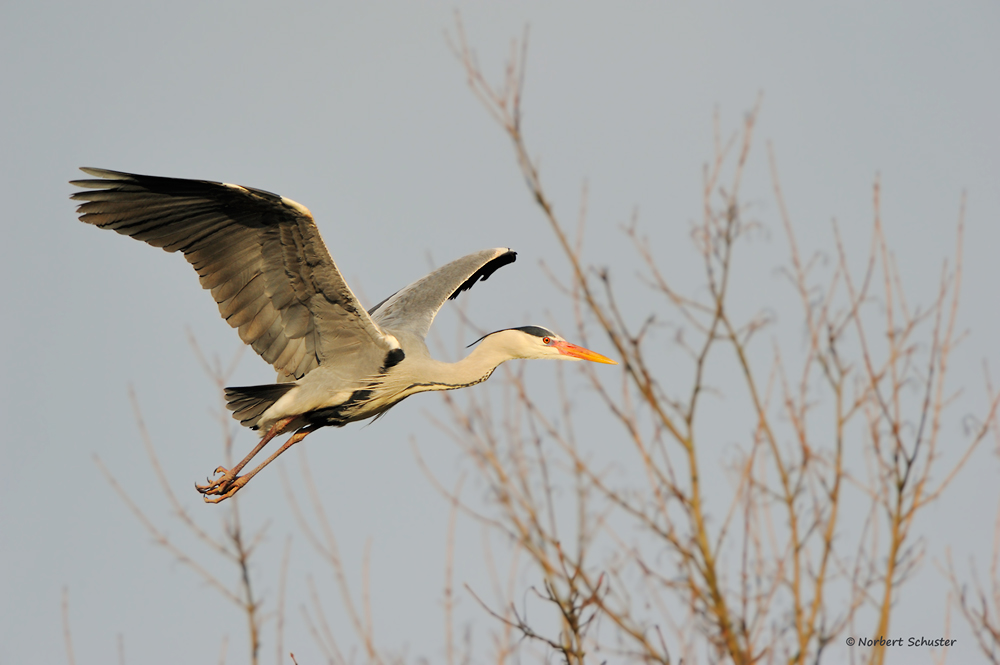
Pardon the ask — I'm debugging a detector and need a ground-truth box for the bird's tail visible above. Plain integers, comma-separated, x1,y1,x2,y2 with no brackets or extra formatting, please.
224,383,296,429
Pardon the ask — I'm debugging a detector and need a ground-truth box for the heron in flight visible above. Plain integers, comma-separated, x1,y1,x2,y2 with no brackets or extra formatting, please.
72,168,616,502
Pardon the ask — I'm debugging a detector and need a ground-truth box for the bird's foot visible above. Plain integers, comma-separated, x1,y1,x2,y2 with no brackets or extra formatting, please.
195,466,249,503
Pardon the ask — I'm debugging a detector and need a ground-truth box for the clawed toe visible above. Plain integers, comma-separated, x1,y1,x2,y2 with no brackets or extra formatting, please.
199,474,250,503
194,466,252,502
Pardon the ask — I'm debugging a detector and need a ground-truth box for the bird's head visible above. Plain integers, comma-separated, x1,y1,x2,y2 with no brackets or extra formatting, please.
470,325,618,364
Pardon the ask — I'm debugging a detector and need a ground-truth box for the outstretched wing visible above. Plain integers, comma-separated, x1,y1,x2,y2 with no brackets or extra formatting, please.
369,248,516,339
71,167,397,381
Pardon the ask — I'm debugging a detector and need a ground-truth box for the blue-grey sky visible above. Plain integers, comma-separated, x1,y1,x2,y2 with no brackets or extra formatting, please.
2,2,998,664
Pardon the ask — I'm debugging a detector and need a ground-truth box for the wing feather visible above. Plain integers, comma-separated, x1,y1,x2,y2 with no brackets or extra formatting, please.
370,248,516,339
72,167,394,380
258,319,289,362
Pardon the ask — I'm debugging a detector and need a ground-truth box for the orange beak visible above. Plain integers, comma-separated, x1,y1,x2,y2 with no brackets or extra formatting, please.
553,341,618,365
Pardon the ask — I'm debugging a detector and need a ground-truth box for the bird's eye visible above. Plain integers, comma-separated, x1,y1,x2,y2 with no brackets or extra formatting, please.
542,337,551,344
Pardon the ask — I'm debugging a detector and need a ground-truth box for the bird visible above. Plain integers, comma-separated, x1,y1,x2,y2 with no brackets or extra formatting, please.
71,168,617,503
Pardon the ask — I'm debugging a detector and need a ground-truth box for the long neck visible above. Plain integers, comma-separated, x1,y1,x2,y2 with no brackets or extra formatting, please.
371,331,528,407
417,336,514,389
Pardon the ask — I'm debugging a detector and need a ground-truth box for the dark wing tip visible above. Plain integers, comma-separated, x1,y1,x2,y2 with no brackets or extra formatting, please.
78,166,133,179
70,167,133,193
447,249,517,301
70,167,286,203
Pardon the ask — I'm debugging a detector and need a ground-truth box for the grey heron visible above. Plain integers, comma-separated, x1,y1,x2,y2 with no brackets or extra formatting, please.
71,168,617,502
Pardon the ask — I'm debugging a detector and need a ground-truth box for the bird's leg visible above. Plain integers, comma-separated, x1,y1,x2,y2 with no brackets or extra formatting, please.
196,416,294,497
200,424,320,504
